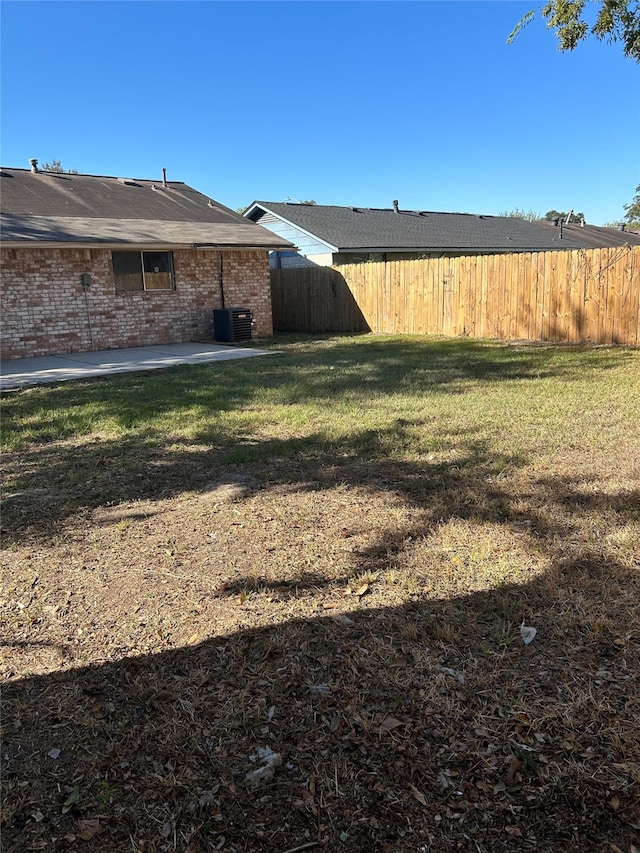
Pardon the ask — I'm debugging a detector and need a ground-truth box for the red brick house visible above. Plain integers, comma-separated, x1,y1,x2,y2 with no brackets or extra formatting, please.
0,163,293,359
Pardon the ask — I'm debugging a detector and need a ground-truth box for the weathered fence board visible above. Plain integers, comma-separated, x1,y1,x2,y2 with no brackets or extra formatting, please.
270,247,640,345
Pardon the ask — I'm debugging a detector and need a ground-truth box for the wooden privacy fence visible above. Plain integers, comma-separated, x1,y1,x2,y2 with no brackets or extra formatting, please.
270,266,370,333
270,246,640,345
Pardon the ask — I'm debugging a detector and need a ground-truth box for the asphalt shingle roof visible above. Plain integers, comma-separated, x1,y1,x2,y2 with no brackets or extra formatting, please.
0,169,293,249
248,201,640,253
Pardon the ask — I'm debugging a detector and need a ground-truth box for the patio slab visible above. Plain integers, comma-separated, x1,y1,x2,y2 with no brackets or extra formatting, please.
0,342,274,390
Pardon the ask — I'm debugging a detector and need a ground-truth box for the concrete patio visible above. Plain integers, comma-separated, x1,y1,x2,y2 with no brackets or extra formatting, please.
0,342,274,391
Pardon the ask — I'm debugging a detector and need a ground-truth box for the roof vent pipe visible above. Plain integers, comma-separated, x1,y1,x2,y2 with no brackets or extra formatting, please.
392,199,399,213
618,223,626,231
162,168,167,187
29,158,39,174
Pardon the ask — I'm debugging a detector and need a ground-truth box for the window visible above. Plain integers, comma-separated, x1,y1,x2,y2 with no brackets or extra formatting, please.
113,251,175,291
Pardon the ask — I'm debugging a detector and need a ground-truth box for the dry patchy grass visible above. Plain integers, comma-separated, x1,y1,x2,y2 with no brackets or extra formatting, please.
1,335,639,852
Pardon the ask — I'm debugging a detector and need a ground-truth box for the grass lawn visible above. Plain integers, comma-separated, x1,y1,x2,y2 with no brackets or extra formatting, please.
1,334,639,852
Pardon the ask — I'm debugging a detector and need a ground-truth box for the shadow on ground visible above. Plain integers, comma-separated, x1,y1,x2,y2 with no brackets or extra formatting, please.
3,560,639,853
3,446,639,851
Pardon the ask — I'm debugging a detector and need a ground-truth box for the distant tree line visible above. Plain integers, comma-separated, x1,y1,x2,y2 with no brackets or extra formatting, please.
500,190,640,229
499,208,585,223
543,209,585,224
42,160,79,174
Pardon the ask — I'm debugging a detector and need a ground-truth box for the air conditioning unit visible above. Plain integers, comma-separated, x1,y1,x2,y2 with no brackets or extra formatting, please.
213,307,254,343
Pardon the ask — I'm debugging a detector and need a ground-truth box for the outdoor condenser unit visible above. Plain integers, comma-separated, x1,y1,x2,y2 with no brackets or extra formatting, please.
213,307,254,343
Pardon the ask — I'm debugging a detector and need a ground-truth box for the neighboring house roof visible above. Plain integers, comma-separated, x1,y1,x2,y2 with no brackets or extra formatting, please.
245,201,640,253
0,168,294,250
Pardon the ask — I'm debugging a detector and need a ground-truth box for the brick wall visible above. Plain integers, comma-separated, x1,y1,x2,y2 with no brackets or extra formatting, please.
0,247,273,359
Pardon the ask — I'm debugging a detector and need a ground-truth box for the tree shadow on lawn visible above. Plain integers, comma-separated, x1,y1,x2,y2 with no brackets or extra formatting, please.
3,405,636,547
2,336,634,450
3,555,638,853
3,334,635,537
1,419,530,539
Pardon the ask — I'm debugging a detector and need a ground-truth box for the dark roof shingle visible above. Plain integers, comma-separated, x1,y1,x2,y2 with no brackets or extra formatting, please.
0,169,293,249
247,201,640,252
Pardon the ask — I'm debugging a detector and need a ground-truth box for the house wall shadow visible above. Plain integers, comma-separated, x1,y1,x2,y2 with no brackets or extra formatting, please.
270,268,370,333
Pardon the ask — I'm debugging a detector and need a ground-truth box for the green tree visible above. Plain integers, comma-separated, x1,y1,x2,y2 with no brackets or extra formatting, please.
42,159,79,174
544,209,585,223
623,183,640,226
508,1,640,62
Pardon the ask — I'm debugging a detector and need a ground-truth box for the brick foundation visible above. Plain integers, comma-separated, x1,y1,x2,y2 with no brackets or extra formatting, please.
0,247,274,360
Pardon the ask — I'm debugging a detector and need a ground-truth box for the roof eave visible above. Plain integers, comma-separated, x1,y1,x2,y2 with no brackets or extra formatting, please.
0,240,292,251
192,241,294,250
338,245,583,253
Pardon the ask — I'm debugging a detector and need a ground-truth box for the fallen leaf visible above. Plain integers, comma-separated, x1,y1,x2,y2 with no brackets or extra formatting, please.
160,820,172,838
355,583,369,597
506,755,522,784
380,717,403,731
609,794,621,811
409,783,428,806
48,748,61,759
61,785,80,814
245,764,275,786
199,791,215,809
505,826,523,837
76,819,102,841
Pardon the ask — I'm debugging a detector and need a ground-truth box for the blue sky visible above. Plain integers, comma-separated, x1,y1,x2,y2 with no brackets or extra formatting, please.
1,1,638,224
